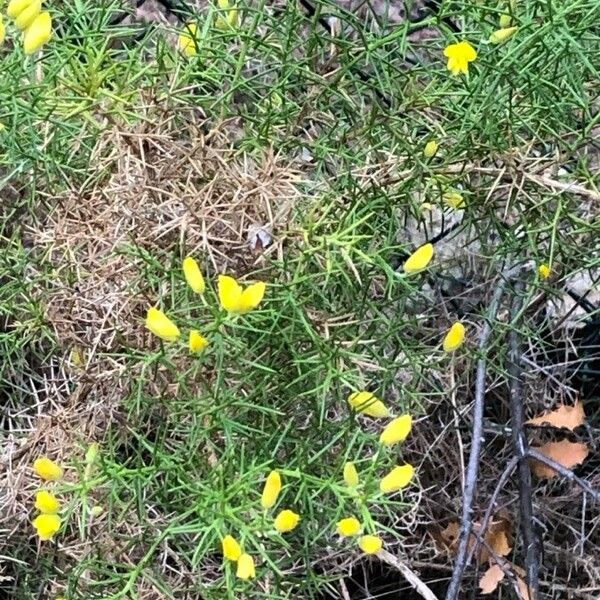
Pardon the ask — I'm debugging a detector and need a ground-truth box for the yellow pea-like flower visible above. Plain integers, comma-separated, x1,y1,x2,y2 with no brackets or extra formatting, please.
182,256,206,294
348,391,389,418
32,513,61,541
538,264,551,280
358,534,383,554
189,330,209,353
0,17,6,46
274,509,300,533
33,457,63,481
443,322,466,353
34,490,60,514
343,462,359,487
218,275,266,313
179,22,199,57
443,192,466,209
443,40,477,76
221,534,242,561
239,282,266,313
379,415,412,446
14,0,41,29
22,11,52,55
379,464,415,493
423,140,439,158
236,553,255,579
337,517,361,537
145,307,180,342
403,242,434,274
489,26,518,44
7,0,34,18
260,469,281,509
215,0,238,29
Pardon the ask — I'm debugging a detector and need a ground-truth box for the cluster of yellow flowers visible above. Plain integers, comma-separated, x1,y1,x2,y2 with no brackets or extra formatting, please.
145,256,265,351
2,0,52,54
31,457,63,541
221,470,300,580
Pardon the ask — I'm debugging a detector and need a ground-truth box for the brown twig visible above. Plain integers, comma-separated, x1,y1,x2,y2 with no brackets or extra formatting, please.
378,550,440,600
508,279,540,599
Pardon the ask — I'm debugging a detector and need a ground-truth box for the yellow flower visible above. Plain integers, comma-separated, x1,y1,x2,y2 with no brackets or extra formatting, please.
145,307,181,342
337,517,361,537
260,469,281,509
443,40,477,76
274,509,300,533
423,140,439,158
236,553,255,579
403,243,434,274
215,0,238,29
222,534,242,561
7,0,34,17
0,17,5,46
34,490,60,514
343,462,359,488
379,464,415,493
499,13,512,28
358,534,383,554
443,192,466,209
14,0,41,29
179,22,199,57
443,322,466,353
348,391,389,418
380,415,412,446
32,513,61,541
218,275,266,313
189,330,209,353
538,264,551,280
489,26,518,44
22,11,52,54
33,457,63,481
182,256,206,294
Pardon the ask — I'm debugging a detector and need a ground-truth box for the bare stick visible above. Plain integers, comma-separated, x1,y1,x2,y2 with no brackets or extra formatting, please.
444,276,512,600
527,448,600,502
508,279,540,599
378,550,440,600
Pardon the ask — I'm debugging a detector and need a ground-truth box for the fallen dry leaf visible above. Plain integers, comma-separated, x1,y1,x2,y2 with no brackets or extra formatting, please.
479,564,505,594
526,402,585,431
530,440,590,479
516,574,533,600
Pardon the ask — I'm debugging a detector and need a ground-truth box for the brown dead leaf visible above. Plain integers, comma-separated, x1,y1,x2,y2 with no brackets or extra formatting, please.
526,402,585,431
479,564,505,594
516,575,533,600
530,440,590,479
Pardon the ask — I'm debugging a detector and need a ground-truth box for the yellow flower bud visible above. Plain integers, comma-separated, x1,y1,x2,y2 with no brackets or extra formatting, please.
182,256,205,294
380,415,412,446
260,470,282,509
274,509,300,533
343,462,359,487
379,464,415,493
443,322,466,353
499,13,512,28
423,140,439,158
443,192,466,209
337,517,361,537
489,26,518,45
14,0,41,29
358,534,383,554
33,457,63,481
22,11,52,55
90,505,104,517
538,264,551,280
348,391,389,418
0,17,6,46
221,534,242,561
179,22,199,57
7,0,35,19
32,513,61,541
189,330,209,353
215,0,238,29
403,243,434,274
34,490,60,514
236,553,255,579
145,307,180,342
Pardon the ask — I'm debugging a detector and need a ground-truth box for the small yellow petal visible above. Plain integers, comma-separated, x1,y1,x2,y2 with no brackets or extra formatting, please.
218,275,243,312
538,264,551,280
337,517,361,537
274,509,300,533
499,13,512,28
7,0,35,18
34,490,60,514
22,11,52,54
343,462,359,488
33,457,63,481
443,322,466,353
379,415,412,446
182,256,206,294
423,140,439,158
14,0,40,29
32,513,61,541
145,307,181,342
189,330,209,353
489,26,518,44
403,243,434,274
236,553,255,579
379,464,415,493
358,534,383,555
179,22,199,57
348,391,389,418
239,281,266,313
261,470,282,509
222,534,242,561
443,192,466,209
